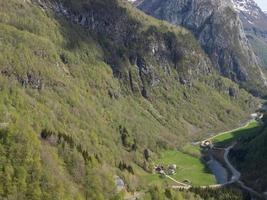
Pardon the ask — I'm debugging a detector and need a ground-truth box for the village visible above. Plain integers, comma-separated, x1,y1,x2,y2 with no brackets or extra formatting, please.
153,139,215,188
154,164,177,176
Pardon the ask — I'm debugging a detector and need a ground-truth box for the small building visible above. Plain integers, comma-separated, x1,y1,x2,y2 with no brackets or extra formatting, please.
165,164,177,175
155,164,177,175
167,168,176,175
155,165,164,172
200,140,213,149
159,170,165,175
251,113,258,119
169,164,177,170
251,113,264,121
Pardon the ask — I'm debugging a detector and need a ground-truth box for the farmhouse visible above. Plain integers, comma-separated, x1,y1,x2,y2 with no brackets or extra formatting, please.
167,164,176,174
200,140,213,149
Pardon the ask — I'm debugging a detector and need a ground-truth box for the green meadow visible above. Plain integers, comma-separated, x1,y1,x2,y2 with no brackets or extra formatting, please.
138,150,216,187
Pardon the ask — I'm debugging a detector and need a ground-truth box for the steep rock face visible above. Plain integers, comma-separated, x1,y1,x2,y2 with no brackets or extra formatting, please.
233,0,267,37
232,0,267,70
136,0,267,95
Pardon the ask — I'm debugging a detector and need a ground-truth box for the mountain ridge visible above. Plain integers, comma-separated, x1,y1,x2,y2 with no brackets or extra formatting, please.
136,0,267,96
232,0,267,71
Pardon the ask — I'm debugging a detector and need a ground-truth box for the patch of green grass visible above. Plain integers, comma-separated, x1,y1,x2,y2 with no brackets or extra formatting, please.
140,151,216,186
181,143,201,158
211,120,261,146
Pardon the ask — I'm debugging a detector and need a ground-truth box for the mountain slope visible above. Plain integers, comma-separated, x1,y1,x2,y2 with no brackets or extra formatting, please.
136,0,267,96
232,0,267,72
233,0,267,38
0,0,258,199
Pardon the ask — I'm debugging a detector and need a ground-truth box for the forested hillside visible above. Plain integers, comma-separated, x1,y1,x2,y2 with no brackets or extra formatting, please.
230,114,267,193
0,0,259,199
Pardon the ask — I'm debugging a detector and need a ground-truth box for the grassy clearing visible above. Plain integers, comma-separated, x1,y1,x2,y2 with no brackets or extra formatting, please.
181,143,201,158
211,120,261,146
138,150,216,187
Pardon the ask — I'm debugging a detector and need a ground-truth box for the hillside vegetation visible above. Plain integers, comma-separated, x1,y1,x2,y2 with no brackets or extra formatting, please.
230,114,267,193
0,0,258,199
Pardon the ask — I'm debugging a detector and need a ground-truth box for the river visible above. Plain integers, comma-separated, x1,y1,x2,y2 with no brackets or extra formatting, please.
206,155,228,184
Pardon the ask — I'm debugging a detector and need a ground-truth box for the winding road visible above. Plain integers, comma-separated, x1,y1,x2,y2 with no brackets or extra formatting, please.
223,144,263,198
223,144,240,183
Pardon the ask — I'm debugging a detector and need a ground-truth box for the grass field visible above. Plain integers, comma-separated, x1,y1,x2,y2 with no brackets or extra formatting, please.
137,150,216,187
181,143,201,158
211,120,261,146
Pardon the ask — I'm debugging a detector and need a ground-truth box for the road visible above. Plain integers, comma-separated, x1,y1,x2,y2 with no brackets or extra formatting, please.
223,144,263,198
223,144,240,183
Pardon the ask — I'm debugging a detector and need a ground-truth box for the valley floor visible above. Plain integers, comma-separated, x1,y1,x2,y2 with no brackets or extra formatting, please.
139,150,216,187
138,115,266,198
